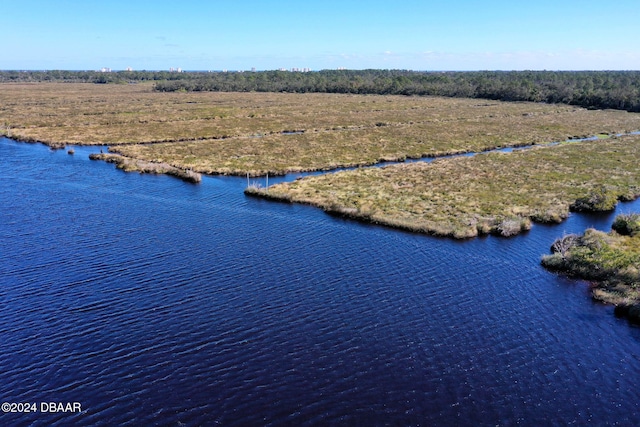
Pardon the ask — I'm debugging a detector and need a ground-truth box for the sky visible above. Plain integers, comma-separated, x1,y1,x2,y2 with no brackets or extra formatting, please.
2,0,639,71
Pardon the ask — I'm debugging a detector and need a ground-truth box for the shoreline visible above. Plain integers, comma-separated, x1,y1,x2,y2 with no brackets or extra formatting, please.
244,185,535,239
6,128,636,177
246,135,640,239
5,133,640,237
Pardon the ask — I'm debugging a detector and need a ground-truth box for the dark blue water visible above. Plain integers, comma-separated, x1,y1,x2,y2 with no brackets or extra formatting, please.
1,137,639,426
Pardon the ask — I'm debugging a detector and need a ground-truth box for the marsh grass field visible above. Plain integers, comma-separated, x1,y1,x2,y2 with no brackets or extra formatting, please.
249,135,640,238
2,82,640,176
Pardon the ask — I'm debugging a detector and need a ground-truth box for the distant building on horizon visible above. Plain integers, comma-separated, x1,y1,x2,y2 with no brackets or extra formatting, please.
277,67,311,72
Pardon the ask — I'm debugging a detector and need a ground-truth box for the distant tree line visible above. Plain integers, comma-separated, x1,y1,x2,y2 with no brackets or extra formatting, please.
2,69,639,112
153,70,640,112
0,70,189,84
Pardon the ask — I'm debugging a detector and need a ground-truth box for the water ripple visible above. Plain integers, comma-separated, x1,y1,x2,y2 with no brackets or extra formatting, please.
2,138,640,426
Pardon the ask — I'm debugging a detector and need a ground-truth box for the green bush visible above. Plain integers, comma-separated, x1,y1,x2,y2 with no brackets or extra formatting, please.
612,213,640,237
570,185,618,212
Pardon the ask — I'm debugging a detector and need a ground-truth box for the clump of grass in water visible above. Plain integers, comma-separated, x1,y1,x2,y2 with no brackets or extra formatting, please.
244,182,264,193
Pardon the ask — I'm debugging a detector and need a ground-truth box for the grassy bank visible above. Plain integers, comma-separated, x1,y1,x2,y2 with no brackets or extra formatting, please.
247,135,640,238
2,83,640,176
542,213,640,323
89,153,201,183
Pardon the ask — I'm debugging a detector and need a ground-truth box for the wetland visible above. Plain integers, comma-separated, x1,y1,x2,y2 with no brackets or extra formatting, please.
3,82,640,237
3,79,640,424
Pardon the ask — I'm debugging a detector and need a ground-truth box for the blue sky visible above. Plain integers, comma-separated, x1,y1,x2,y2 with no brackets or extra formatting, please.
2,0,639,71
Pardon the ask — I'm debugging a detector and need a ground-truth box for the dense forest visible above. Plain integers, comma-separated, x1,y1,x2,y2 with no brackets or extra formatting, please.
2,69,639,112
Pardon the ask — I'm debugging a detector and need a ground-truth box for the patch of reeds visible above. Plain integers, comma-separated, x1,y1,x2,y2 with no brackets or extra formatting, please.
89,152,201,183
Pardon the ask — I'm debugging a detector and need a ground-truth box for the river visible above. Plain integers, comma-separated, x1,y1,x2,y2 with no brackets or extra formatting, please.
1,137,639,426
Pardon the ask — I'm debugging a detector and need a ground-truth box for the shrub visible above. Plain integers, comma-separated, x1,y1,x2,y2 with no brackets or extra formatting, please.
617,304,640,324
629,305,640,324
618,186,640,202
476,219,493,235
494,217,530,237
570,185,618,212
612,213,640,237
550,233,580,258
531,207,568,223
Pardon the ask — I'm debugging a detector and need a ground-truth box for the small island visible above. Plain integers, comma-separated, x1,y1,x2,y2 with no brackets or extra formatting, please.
542,213,640,323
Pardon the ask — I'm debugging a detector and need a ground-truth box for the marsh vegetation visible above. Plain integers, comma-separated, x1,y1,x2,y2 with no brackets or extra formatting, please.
248,135,640,238
2,83,640,177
